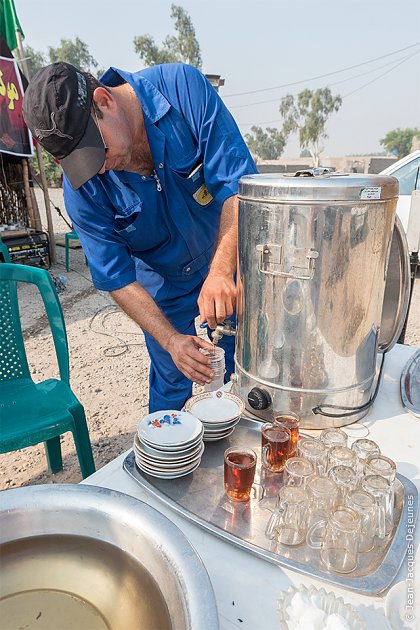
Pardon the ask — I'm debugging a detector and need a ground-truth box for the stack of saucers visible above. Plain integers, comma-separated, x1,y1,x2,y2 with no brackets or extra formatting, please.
134,410,204,479
185,391,244,442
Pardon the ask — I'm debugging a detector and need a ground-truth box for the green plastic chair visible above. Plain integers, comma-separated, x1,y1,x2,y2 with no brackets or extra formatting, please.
0,263,95,479
65,230,88,272
0,235,11,263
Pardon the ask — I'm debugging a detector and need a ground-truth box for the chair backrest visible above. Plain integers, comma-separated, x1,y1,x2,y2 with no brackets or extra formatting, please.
0,264,70,384
0,236,11,263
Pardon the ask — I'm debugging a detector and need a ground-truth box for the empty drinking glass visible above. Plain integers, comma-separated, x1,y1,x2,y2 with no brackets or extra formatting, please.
320,427,348,450
297,437,326,476
364,454,396,509
327,446,357,473
351,439,381,479
265,485,308,546
328,465,357,505
345,489,377,552
283,457,314,488
364,454,396,484
320,506,361,574
306,476,339,549
361,474,393,538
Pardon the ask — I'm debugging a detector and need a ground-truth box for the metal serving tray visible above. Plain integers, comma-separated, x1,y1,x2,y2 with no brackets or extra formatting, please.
123,417,418,595
401,348,420,418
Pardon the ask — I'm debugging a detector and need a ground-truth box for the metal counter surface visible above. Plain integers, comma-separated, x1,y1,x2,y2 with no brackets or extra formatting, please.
83,343,420,629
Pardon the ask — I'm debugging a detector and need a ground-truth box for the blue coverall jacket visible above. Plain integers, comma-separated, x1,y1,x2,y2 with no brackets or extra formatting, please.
63,63,257,412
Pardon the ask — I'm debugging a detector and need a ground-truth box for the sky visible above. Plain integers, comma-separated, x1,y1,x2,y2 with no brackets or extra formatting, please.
15,0,420,157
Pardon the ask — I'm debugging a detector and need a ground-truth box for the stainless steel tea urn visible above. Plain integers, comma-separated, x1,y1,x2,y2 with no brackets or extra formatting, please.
233,171,400,428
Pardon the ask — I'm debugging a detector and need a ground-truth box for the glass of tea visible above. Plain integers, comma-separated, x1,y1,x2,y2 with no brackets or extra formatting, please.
224,447,257,502
274,412,300,455
261,423,292,473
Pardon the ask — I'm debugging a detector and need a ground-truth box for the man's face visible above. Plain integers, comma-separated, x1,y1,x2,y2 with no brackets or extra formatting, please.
94,108,133,174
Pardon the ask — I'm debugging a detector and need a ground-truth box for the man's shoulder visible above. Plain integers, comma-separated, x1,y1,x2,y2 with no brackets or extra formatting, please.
137,63,203,86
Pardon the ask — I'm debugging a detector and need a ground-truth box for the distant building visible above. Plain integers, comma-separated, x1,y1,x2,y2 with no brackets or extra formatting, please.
205,74,225,93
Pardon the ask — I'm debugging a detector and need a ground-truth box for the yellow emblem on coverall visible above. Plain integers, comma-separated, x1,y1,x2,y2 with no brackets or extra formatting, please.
193,184,213,206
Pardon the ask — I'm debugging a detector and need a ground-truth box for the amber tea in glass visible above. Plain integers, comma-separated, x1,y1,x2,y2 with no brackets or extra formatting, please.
224,447,257,502
261,424,292,472
274,412,300,455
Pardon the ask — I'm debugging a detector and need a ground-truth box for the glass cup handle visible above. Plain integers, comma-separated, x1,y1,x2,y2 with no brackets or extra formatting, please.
306,518,327,549
376,496,386,539
265,506,285,540
262,445,270,469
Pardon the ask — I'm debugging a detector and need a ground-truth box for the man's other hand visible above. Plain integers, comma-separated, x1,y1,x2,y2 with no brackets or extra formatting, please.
197,274,236,330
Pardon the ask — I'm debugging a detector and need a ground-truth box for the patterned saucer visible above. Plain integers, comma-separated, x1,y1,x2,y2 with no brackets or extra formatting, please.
137,410,203,448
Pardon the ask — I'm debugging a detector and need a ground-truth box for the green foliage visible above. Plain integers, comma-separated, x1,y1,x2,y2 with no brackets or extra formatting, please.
30,147,61,188
23,45,46,78
133,4,202,69
279,88,342,166
48,37,98,73
380,128,420,159
244,126,286,161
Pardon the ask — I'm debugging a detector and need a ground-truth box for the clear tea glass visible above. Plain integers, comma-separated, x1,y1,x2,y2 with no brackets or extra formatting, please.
283,457,314,488
305,476,339,549
297,437,326,476
351,439,381,479
328,465,357,505
320,506,361,574
345,489,377,553
361,474,393,539
261,423,292,473
224,447,257,502
327,446,357,473
274,412,300,455
320,427,348,450
265,485,308,546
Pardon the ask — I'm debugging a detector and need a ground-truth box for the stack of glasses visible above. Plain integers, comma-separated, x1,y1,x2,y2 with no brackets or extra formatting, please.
201,347,226,392
265,428,397,575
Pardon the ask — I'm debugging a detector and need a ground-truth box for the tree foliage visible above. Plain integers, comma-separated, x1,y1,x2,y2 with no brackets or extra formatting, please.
380,127,420,159
245,126,286,161
48,37,98,73
23,45,46,78
133,4,202,69
279,88,342,166
30,147,62,188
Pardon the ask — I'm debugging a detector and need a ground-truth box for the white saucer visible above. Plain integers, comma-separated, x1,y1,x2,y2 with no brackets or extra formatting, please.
134,433,204,459
135,458,201,479
134,445,205,470
185,392,244,425
385,581,416,629
134,435,204,463
138,410,203,448
203,418,240,433
203,428,235,442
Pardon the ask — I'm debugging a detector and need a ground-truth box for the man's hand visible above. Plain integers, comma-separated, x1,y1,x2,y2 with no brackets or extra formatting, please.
197,274,236,330
166,333,216,385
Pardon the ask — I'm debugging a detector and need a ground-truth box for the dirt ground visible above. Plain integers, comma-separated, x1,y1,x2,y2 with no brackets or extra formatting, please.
1,189,419,490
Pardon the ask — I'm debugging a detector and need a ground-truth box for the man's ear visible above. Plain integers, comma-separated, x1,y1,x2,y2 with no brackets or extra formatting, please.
92,87,114,113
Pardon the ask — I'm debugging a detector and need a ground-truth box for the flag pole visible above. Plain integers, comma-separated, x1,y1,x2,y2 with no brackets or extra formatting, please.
15,30,57,263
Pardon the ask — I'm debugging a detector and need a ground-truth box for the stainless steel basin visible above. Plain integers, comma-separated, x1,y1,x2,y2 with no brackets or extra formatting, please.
0,484,219,630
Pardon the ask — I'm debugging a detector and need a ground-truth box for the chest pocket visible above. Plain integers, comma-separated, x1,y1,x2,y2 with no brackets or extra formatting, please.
173,163,214,208
113,180,170,253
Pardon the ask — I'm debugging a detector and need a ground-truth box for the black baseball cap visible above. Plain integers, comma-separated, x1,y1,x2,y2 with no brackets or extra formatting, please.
23,62,106,189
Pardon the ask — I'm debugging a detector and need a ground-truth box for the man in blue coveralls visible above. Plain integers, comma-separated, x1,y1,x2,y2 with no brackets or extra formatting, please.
23,62,257,413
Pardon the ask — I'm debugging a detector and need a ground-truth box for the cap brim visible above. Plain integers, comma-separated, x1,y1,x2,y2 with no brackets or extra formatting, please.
60,115,106,189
